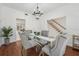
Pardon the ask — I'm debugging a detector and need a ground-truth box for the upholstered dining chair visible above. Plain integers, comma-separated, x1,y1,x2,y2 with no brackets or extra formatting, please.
41,30,49,37
24,30,32,40
19,31,44,56
39,34,68,56
24,30,32,34
19,32,37,56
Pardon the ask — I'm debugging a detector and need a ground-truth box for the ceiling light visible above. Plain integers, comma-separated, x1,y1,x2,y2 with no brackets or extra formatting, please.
32,3,43,20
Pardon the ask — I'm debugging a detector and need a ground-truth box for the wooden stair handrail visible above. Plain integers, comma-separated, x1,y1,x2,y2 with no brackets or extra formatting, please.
52,20,66,30
47,21,62,34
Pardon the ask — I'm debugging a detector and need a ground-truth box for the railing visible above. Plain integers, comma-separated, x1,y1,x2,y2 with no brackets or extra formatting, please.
52,20,66,30
47,16,66,34
47,21,62,34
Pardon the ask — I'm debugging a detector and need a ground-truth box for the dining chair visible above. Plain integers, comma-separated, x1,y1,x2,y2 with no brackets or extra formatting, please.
40,34,68,56
41,30,49,37
24,30,32,34
24,30,32,39
19,32,37,56
19,31,44,55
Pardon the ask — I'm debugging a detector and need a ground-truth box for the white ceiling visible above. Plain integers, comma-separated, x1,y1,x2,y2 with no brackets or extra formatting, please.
2,3,67,14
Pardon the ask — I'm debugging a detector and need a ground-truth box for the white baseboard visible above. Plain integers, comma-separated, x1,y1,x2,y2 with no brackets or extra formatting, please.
0,39,21,47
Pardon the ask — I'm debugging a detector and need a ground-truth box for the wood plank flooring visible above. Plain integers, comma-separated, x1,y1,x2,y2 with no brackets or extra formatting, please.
64,46,79,56
0,41,79,56
0,41,21,56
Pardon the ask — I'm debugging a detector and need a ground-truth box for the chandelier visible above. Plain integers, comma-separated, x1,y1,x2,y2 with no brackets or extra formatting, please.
32,3,43,20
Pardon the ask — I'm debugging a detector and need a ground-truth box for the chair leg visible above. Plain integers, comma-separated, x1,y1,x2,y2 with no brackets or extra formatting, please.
21,46,23,56
35,45,38,52
42,52,44,56
21,46,27,56
23,49,27,56
39,51,44,56
36,45,41,53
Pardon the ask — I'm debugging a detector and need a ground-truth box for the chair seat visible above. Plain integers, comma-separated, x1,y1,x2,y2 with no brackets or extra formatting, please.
23,40,37,49
42,44,55,55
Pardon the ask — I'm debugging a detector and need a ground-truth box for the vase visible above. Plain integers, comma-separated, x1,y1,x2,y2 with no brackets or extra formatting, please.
4,38,9,45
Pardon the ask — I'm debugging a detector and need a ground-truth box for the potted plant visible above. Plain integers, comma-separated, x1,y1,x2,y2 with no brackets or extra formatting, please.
1,26,13,45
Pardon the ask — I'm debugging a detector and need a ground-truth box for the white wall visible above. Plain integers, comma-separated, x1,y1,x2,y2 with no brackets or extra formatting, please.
0,4,3,46
40,4,79,46
0,5,25,45
25,15,41,32
0,5,41,46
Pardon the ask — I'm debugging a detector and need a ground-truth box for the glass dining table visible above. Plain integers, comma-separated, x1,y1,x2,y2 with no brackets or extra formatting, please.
29,33,56,55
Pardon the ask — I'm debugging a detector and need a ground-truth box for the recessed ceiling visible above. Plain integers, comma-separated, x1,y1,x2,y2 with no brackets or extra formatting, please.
2,3,66,14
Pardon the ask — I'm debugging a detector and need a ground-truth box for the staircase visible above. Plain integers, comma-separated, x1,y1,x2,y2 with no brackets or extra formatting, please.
47,16,66,34
52,20,66,30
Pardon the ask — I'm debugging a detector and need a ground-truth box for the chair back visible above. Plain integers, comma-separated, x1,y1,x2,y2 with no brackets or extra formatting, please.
52,34,68,56
41,30,49,37
24,30,32,35
19,32,28,48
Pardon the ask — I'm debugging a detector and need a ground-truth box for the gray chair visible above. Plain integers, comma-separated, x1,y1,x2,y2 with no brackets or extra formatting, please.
19,32,37,55
24,30,32,40
24,30,32,35
40,34,68,56
41,30,49,37
19,30,44,55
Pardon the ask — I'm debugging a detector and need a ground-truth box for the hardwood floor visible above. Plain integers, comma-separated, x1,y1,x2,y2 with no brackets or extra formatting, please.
64,46,79,56
0,41,21,56
0,41,79,56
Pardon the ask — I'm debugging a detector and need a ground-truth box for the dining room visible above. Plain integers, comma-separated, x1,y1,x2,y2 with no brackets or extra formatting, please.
0,3,79,56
